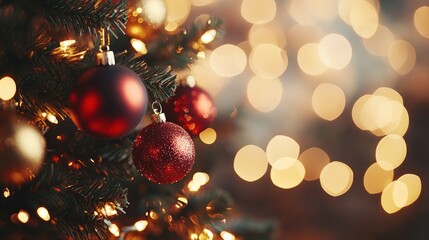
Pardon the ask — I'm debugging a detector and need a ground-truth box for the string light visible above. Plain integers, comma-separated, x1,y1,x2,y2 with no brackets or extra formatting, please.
3,188,10,198
193,172,210,186
0,76,17,101
175,196,189,208
37,207,50,221
134,220,148,231
190,233,199,240
131,38,148,54
108,223,120,237
199,128,217,144
200,228,214,240
99,202,118,217
59,40,76,51
220,231,236,240
188,180,201,192
17,210,30,223
201,29,217,44
47,113,58,124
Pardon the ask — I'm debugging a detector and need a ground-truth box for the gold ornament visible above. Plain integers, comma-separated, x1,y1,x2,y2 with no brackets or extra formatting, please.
0,113,46,186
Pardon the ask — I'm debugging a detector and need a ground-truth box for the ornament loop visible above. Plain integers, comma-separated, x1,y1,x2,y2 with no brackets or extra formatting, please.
151,101,163,114
150,101,166,123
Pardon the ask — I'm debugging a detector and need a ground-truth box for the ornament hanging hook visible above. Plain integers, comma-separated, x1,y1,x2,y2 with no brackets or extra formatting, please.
151,101,163,114
151,101,166,123
99,27,111,52
96,27,115,66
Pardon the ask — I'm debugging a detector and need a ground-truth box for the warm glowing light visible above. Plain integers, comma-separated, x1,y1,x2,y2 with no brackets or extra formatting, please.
320,161,353,197
234,145,268,182
363,163,394,194
350,0,378,38
37,207,50,221
149,210,159,220
191,51,227,96
381,181,408,213
164,0,190,27
362,96,393,131
241,0,276,24
249,43,288,79
220,231,236,240
0,76,17,100
140,0,167,25
352,94,371,130
188,180,201,192
193,172,210,186
191,0,215,7
197,51,206,59
164,22,178,32
312,83,346,121
247,76,283,113
17,210,29,223
298,147,330,181
201,29,217,44
190,233,198,240
131,38,148,54
376,134,407,171
388,40,416,75
108,223,120,237
370,88,408,136
297,43,327,76
210,44,247,77
200,228,214,240
363,25,395,56
3,188,10,198
270,158,305,189
199,128,217,144
176,196,188,208
101,202,118,217
397,174,421,207
319,34,352,70
47,113,58,124
248,24,286,48
289,0,337,24
373,87,403,105
134,220,148,231
59,39,76,50
414,6,429,38
338,0,379,25
15,125,46,167
266,135,300,169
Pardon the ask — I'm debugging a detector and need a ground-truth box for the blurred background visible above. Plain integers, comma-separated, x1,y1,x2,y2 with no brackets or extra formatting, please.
160,0,429,239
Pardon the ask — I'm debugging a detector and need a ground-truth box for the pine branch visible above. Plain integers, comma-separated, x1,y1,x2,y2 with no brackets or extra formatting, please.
35,0,128,37
143,17,223,70
116,53,177,103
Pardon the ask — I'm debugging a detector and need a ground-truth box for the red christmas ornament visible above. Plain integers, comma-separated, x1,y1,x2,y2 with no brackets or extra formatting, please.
132,108,195,184
69,44,148,139
163,84,216,135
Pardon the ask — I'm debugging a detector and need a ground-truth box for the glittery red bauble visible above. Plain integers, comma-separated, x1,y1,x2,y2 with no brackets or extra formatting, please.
163,86,217,135
132,122,195,184
69,65,148,139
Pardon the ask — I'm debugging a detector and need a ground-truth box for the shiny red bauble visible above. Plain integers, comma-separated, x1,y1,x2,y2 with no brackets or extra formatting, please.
163,85,216,135
69,65,148,139
132,121,195,184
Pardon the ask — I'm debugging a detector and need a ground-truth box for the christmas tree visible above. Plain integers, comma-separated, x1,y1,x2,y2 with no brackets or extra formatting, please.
0,0,274,239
